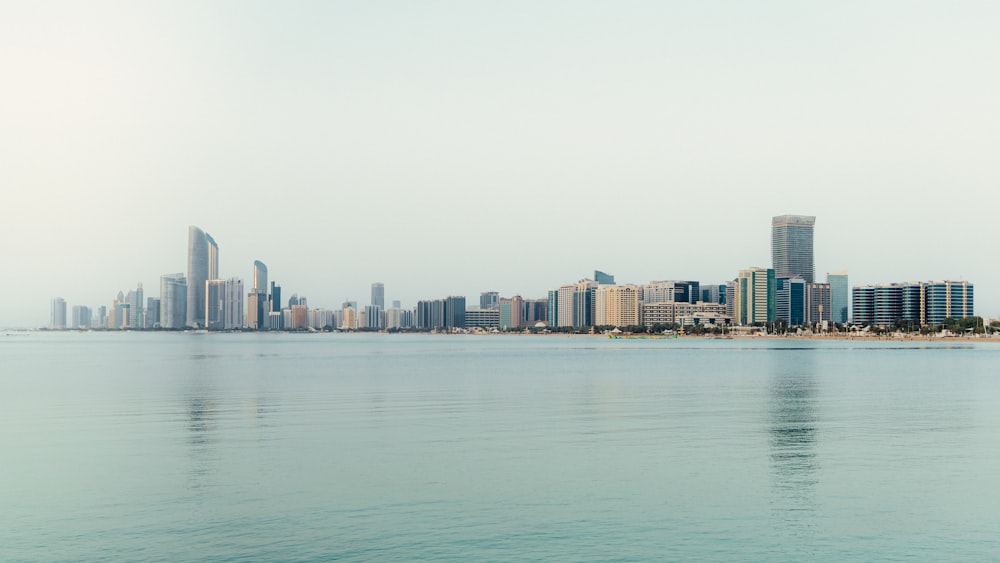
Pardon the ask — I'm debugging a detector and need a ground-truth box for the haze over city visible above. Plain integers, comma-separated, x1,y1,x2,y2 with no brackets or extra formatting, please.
2,1,998,328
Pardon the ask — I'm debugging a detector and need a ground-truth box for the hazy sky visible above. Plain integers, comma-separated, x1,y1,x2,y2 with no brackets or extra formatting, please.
2,1,998,327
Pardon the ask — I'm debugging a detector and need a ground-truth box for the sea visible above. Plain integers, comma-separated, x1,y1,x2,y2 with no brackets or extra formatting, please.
3,331,1000,561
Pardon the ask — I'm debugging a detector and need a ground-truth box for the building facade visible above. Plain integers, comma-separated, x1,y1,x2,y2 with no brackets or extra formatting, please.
772,215,815,283
186,226,219,328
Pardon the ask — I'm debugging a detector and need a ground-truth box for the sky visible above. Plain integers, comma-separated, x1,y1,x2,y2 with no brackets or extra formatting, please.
1,1,998,328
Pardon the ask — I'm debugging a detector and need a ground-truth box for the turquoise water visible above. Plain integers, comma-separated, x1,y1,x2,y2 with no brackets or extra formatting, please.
3,332,1000,561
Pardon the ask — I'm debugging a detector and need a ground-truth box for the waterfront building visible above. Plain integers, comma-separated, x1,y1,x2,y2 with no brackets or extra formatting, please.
465,309,500,330
310,308,335,330
776,277,806,327
289,304,308,330
480,291,499,310
371,283,385,309
828,271,849,324
224,278,244,329
205,279,225,330
50,297,67,330
246,291,267,330
547,289,558,328
128,284,144,329
925,281,974,325
701,284,725,305
268,311,282,330
594,270,615,285
523,299,548,324
270,282,281,312
641,301,728,328
362,305,382,329
186,226,219,328
852,285,875,325
641,281,699,305
725,281,737,320
806,283,831,325
385,307,402,330
159,273,187,329
595,285,640,328
499,296,523,330
445,296,466,329
341,302,357,329
556,284,576,327
734,267,775,326
772,215,815,283
852,281,946,328
96,306,107,329
71,305,90,329
145,298,160,328
573,280,597,328
253,260,268,294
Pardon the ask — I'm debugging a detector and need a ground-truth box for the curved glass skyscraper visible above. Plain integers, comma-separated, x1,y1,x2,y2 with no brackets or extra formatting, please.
186,226,218,328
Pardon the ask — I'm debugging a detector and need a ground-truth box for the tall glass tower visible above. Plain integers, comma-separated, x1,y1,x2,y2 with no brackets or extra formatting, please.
827,271,849,324
371,282,385,309
771,215,815,283
186,226,219,328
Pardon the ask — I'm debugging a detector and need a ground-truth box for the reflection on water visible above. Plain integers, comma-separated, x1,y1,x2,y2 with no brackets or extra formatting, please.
186,390,216,489
769,353,818,525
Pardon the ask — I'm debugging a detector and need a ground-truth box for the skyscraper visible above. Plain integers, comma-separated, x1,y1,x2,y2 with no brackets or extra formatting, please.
594,270,615,285
734,267,775,326
205,279,225,330
827,271,849,324
159,273,187,329
772,215,815,283
224,278,244,330
186,226,219,328
253,260,268,293
371,283,385,309
50,297,67,329
128,283,144,329
480,291,499,310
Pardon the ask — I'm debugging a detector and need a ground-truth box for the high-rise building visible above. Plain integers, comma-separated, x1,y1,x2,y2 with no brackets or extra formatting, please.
205,279,226,330
445,296,466,329
253,260,268,293
465,309,500,330
806,283,831,325
499,295,524,330
72,305,91,329
594,270,615,285
734,267,775,326
776,277,806,327
641,281,700,305
480,291,500,310
50,297,67,329
371,283,385,309
270,282,281,312
224,278,244,330
159,273,187,329
145,298,160,328
547,289,559,328
128,283,144,329
595,285,640,327
924,281,974,325
772,215,815,283
852,285,875,325
852,280,971,327
186,226,219,328
827,271,848,324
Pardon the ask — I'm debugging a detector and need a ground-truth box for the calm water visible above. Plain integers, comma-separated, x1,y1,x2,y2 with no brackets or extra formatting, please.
3,332,1000,561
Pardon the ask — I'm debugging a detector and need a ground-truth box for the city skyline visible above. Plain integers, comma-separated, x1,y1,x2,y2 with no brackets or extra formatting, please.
4,3,999,327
